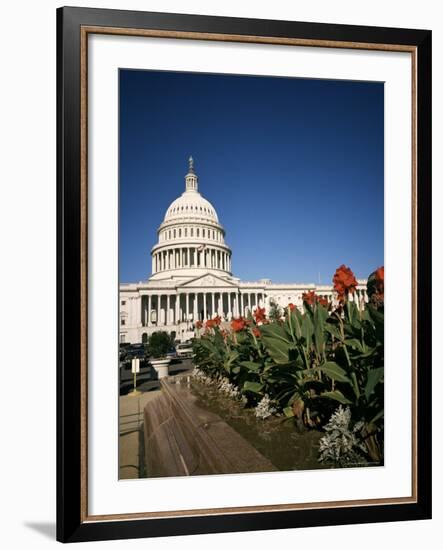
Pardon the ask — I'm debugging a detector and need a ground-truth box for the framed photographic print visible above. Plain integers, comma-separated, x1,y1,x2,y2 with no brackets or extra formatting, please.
57,6,432,543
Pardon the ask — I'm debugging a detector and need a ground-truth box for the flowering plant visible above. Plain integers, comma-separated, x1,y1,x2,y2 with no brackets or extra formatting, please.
333,264,358,302
192,264,384,465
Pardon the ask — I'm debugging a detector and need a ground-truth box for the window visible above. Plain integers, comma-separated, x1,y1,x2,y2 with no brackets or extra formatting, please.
197,228,199,237
185,228,187,237
179,229,182,237
121,319,126,326
121,300,126,306
174,229,176,238
190,228,193,236
120,334,126,343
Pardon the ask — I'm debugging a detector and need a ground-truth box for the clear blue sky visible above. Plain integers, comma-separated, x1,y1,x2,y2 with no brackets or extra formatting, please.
119,69,384,284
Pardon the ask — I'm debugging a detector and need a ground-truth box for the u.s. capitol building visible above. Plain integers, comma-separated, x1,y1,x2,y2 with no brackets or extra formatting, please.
120,158,368,343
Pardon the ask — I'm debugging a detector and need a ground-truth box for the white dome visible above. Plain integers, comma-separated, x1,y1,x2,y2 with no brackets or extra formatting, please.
164,191,219,223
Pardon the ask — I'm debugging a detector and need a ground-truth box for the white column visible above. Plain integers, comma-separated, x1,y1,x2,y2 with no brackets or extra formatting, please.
185,293,189,321
255,293,259,309
147,295,152,326
228,293,232,318
175,294,180,324
218,293,222,315
156,295,161,325
166,294,170,325
211,292,215,318
193,293,198,322
203,293,207,320
240,293,244,316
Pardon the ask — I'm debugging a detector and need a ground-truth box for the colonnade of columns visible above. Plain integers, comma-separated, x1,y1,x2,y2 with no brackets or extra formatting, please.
152,246,231,273
141,291,266,327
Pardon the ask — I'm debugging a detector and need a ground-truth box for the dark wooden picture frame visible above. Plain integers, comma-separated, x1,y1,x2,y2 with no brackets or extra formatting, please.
57,6,432,543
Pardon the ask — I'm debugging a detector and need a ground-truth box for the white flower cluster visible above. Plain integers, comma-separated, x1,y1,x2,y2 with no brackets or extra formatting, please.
255,394,276,420
192,368,213,385
217,377,243,400
318,406,367,467
193,369,247,404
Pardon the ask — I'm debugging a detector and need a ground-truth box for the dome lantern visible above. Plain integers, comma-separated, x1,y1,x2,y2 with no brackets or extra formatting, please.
185,156,198,192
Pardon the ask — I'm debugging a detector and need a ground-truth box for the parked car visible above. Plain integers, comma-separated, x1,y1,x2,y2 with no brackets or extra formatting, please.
120,344,147,366
119,342,131,361
176,341,193,358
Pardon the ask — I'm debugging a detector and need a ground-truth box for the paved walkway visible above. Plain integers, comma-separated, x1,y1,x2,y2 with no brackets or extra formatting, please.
119,359,194,479
119,390,161,479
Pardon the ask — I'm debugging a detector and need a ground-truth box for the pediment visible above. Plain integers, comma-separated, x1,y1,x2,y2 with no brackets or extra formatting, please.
178,273,238,289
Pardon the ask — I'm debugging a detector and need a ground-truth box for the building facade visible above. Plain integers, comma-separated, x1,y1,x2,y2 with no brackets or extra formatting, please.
120,158,368,343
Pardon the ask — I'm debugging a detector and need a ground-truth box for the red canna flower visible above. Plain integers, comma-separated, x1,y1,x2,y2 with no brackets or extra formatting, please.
302,290,317,306
231,317,248,332
252,327,261,338
213,315,222,326
288,303,296,311
375,266,384,295
205,319,216,329
195,320,203,329
317,295,329,308
253,306,266,324
333,264,358,301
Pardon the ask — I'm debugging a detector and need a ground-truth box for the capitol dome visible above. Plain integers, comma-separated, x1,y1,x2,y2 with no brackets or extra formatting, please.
150,157,233,281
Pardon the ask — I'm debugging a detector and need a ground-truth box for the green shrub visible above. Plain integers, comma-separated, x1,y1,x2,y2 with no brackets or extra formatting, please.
148,331,173,358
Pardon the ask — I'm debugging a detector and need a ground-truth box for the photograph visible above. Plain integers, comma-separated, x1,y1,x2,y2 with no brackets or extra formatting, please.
118,69,385,480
